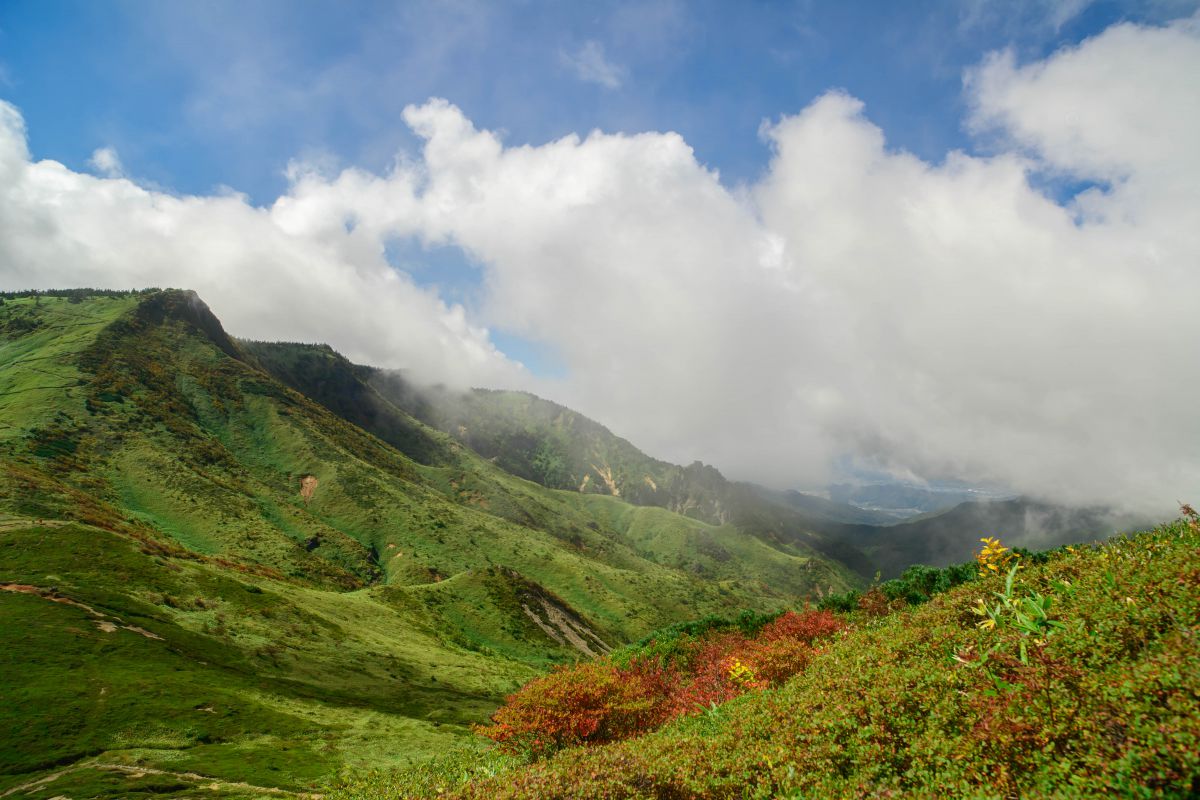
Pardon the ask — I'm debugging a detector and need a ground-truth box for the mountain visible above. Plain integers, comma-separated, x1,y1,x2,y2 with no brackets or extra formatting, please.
240,337,1158,588
355,364,1157,582
747,485,900,526
811,497,1153,579
292,367,1149,582
249,364,883,580
0,289,856,798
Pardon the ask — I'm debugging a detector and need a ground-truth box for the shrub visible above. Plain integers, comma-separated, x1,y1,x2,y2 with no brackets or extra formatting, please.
476,659,672,757
756,609,844,644
478,610,847,758
454,520,1200,800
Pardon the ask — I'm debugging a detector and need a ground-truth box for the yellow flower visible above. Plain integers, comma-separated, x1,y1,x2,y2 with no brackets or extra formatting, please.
976,535,1016,577
726,658,755,686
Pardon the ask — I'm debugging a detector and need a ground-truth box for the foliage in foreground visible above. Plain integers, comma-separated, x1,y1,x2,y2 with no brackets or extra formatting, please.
333,516,1200,799
475,609,847,758
817,558,980,613
467,518,1200,799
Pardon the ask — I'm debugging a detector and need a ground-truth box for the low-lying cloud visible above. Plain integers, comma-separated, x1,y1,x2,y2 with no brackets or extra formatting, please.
1,18,1197,515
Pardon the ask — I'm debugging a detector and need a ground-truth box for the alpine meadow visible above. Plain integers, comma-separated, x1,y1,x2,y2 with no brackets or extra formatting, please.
2,3,1199,799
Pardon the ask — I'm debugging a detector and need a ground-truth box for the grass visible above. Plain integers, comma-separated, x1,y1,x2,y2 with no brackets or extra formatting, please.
0,521,515,796
0,291,858,795
267,345,876,580
414,518,1198,799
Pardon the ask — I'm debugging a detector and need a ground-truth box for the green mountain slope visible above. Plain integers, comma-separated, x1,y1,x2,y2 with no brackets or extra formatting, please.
332,369,1151,583
242,340,864,589
355,517,1197,799
0,290,856,797
241,351,879,580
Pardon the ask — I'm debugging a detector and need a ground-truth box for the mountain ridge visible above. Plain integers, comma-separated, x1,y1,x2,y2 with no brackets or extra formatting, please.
263,348,1146,581
0,289,856,797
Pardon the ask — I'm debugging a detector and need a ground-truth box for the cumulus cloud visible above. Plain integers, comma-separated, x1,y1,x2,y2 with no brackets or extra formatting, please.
967,19,1200,187
561,40,625,89
1,18,1197,514
88,146,124,177
0,104,524,389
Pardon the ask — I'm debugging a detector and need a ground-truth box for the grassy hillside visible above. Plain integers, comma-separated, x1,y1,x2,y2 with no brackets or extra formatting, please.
242,352,880,579
240,338,864,588
331,516,1200,799
0,290,856,797
351,369,1151,582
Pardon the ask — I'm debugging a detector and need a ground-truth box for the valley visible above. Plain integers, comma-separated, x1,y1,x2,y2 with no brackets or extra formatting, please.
3,9,1196,796
0,290,853,797
0,290,1180,798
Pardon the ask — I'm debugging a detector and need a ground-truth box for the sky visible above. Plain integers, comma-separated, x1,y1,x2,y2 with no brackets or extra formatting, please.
1,0,1198,513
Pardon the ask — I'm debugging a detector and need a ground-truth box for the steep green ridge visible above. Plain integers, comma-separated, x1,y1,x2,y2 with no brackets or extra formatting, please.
0,291,855,797
243,347,878,580
243,340,860,591
350,368,1147,581
334,518,1200,798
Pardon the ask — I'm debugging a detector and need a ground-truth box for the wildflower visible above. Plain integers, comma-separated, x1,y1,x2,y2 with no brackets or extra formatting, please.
972,600,997,630
726,658,755,687
976,536,1016,577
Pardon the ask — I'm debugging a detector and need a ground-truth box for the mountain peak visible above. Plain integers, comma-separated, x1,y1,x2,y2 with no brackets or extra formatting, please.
132,289,241,360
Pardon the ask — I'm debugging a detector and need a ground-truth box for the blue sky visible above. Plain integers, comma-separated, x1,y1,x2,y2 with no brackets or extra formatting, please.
2,0,1187,378
2,0,1188,202
1,2,1197,505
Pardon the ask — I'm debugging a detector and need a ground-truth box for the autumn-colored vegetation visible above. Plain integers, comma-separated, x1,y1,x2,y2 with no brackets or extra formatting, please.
447,519,1200,799
475,609,847,757
329,517,1200,799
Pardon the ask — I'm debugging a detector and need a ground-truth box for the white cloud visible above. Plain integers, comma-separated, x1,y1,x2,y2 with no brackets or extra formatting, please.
561,40,625,89
88,146,124,178
1,18,1198,515
1046,0,1095,30
0,102,524,390
967,18,1200,186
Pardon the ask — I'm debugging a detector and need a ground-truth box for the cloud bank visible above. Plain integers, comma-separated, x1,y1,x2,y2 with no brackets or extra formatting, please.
2,19,1197,514
0,103,522,389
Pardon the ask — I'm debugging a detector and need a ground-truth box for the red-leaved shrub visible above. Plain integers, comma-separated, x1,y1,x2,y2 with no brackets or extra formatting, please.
477,608,849,757
477,659,673,757
757,609,845,643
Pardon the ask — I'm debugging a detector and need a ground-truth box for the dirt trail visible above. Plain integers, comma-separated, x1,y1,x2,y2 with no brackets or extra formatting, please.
0,583,162,640
0,518,71,532
0,760,322,798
